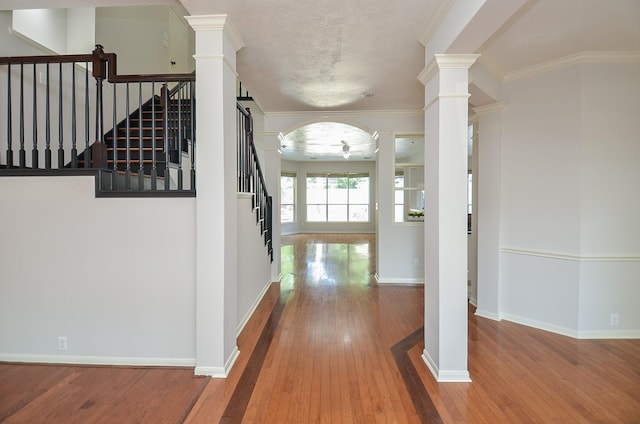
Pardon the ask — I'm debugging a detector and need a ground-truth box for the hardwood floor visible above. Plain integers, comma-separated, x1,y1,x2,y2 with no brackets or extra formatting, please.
1,233,639,423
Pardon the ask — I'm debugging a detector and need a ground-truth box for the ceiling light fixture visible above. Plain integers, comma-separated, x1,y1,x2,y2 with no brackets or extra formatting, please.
342,142,351,159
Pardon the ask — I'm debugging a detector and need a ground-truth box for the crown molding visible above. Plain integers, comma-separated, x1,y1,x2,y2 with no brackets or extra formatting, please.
504,51,640,82
263,109,424,119
185,14,245,52
418,0,456,47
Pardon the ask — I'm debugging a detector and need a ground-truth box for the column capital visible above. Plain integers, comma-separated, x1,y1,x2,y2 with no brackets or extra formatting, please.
418,54,480,85
186,14,244,52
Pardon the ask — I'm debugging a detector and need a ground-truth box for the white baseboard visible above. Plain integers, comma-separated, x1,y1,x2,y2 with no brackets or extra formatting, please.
225,346,240,375
474,308,501,321
576,329,640,339
468,297,478,307
0,353,195,368
374,273,424,285
194,345,239,378
236,279,274,337
501,313,578,338
421,349,471,382
194,365,227,377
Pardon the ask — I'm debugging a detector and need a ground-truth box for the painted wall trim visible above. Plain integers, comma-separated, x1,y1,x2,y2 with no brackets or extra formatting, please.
576,330,640,340
421,349,472,383
8,26,57,54
236,280,274,337
500,248,640,262
504,51,640,82
501,313,578,338
264,109,423,119
0,354,195,368
194,346,239,377
374,274,424,285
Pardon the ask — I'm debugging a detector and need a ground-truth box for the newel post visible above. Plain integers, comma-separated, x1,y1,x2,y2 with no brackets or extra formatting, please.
91,44,108,168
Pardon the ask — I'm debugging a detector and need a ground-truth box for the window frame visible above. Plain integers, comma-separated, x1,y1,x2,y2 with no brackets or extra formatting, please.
305,173,370,223
280,172,297,223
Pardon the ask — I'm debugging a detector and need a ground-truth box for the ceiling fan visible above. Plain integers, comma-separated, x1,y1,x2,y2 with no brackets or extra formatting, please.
341,140,351,159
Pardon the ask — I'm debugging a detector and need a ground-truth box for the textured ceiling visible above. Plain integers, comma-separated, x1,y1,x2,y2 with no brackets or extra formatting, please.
180,0,440,113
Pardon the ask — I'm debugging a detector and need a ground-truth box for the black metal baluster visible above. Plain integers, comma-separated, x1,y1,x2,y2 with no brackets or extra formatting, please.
163,81,170,190
177,84,183,190
45,63,51,169
58,62,64,168
151,81,157,190
125,82,131,189
190,81,195,190
138,82,144,190
112,84,118,189
32,64,38,169
6,64,13,168
84,62,89,168
237,107,242,192
19,64,25,168
71,63,77,168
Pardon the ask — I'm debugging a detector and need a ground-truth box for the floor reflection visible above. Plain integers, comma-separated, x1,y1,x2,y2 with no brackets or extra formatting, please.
281,234,375,288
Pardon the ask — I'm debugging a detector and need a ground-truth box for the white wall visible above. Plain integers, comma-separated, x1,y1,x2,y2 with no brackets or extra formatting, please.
67,8,96,54
576,62,640,336
0,176,196,365
10,8,95,55
377,131,424,283
237,194,273,334
12,9,68,53
96,6,194,75
498,60,640,337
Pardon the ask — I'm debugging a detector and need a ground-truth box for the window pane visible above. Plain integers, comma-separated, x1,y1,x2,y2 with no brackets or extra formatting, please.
307,204,326,222
349,205,369,222
394,205,404,222
281,205,294,223
327,204,348,221
327,177,348,204
395,175,404,188
394,189,404,204
281,176,295,204
349,177,369,204
306,177,326,204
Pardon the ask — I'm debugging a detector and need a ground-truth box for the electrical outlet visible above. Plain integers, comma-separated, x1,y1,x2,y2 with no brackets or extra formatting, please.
57,336,68,351
610,313,619,327
413,258,419,266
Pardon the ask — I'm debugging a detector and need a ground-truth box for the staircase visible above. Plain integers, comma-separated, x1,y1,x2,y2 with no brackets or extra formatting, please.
75,93,194,191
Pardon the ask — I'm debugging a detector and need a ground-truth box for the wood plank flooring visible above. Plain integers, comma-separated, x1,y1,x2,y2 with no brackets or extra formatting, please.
1,233,639,423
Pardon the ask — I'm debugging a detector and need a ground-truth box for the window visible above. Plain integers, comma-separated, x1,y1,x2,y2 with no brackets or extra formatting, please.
281,173,296,223
394,136,424,223
394,173,405,223
306,173,370,222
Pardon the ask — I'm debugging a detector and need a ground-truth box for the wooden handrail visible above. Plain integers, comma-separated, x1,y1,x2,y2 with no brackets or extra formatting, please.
1,45,196,193
0,45,195,83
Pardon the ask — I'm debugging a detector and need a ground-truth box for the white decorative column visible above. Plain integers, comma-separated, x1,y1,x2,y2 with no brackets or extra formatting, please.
419,54,478,382
473,103,505,321
186,15,244,377
374,131,395,281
